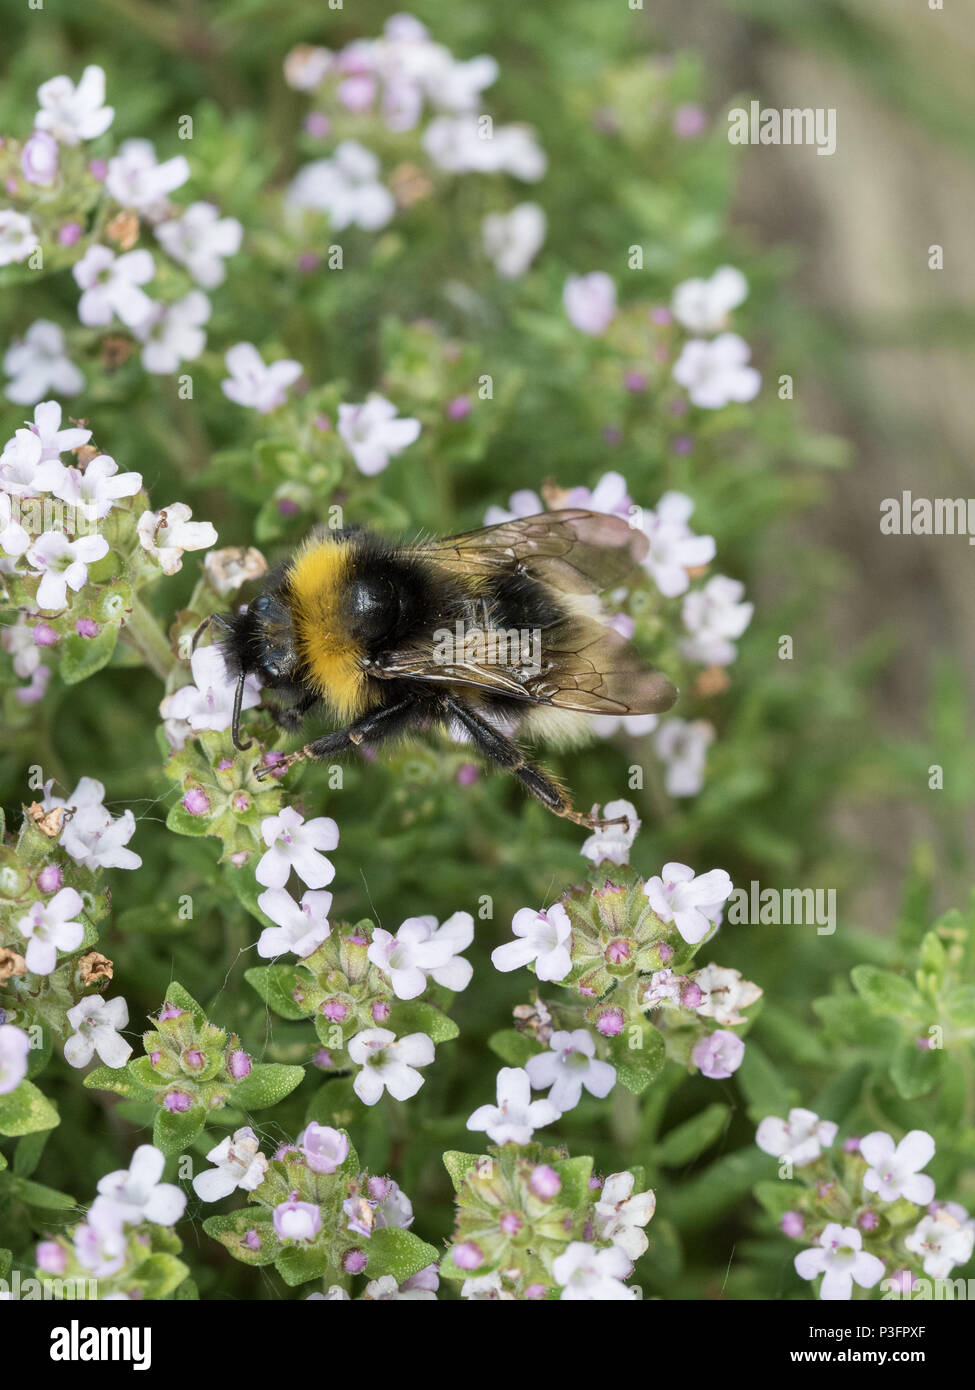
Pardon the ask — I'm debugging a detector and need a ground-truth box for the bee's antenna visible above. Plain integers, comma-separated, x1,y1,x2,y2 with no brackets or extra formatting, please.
231,672,253,752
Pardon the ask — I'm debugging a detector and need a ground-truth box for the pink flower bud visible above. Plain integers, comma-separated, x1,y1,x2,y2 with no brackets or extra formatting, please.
313,1049,333,1069
681,982,703,1009
33,624,59,647
164,1090,193,1112
453,1241,483,1271
529,1165,562,1200
371,1000,390,1024
182,1048,205,1071
657,942,674,963
321,999,348,1022
244,1229,262,1251
780,1211,804,1238
304,112,330,138
22,132,59,185
343,1248,367,1274
36,1241,67,1274
605,938,631,965
525,1283,548,1299
88,158,107,180
182,788,210,816
596,1007,624,1037
228,1049,252,1080
858,1210,879,1232
58,223,82,247
36,864,63,894
446,395,472,421
499,1211,523,1236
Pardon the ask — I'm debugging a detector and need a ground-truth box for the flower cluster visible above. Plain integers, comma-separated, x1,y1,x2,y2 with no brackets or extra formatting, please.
487,812,759,1106
442,1143,653,1299
756,1109,974,1299
1,65,243,399
1,401,217,707
246,906,468,1107
284,16,545,261
0,779,143,1133
29,1143,189,1300
86,981,303,1157
203,1123,439,1295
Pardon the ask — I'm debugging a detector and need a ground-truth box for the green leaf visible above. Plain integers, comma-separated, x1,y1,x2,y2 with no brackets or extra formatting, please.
736,1041,792,1121
0,1081,59,1136
165,803,213,837
666,1150,771,1230
656,1103,730,1166
753,1179,807,1220
153,1105,207,1156
851,965,926,1020
135,1252,190,1299
388,1000,458,1044
890,1035,945,1099
84,1064,154,1100
551,1154,593,1209
162,981,209,1029
232,1063,304,1110
364,1227,439,1282
59,624,119,684
946,986,975,1031
275,1242,331,1288
9,1176,76,1209
442,1150,485,1193
811,995,887,1047
13,1127,51,1178
612,1027,665,1094
245,965,312,1020
487,1029,542,1067
202,1212,279,1266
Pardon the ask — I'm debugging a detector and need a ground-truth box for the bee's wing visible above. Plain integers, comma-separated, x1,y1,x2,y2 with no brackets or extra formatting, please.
372,613,677,716
422,509,648,594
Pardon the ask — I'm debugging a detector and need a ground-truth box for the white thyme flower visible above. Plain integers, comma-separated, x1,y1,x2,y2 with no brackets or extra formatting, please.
64,996,132,1069
0,211,40,267
155,202,243,289
348,1028,435,1105
3,320,84,405
756,1108,837,1168
74,246,156,330
288,141,395,232
137,501,217,575
105,138,190,216
482,203,546,278
672,266,748,335
34,65,114,144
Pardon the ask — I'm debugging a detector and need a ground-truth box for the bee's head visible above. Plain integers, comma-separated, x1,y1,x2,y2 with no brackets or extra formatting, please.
195,589,299,751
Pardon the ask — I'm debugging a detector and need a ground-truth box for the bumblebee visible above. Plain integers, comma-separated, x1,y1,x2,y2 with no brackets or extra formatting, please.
203,510,678,830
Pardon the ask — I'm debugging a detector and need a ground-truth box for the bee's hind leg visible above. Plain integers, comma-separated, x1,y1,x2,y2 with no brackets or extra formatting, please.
442,696,627,832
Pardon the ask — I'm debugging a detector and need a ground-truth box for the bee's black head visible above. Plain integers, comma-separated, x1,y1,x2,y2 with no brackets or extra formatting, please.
194,588,299,751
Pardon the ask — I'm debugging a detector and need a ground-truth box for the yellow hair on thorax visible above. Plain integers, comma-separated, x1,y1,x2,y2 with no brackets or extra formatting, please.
287,538,366,720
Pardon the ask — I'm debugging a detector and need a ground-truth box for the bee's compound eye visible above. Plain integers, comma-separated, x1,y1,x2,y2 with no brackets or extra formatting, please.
263,662,280,679
250,594,274,618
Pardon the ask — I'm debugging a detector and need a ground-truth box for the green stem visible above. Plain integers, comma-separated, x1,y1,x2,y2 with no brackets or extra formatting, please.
122,592,176,682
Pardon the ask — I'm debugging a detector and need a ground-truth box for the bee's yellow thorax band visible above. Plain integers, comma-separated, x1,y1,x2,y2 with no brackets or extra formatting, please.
287,540,366,719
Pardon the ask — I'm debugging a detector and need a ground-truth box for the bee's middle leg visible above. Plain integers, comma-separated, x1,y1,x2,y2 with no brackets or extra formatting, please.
442,696,624,831
255,697,416,779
